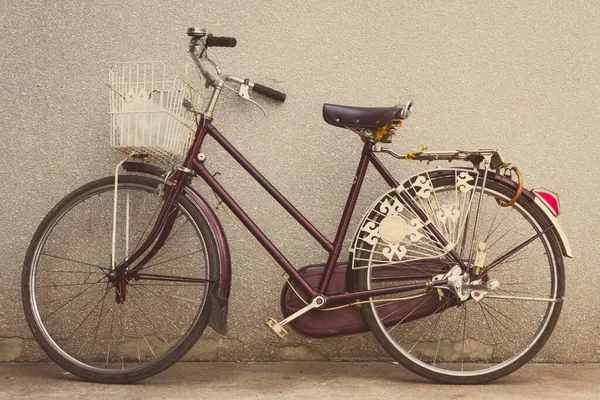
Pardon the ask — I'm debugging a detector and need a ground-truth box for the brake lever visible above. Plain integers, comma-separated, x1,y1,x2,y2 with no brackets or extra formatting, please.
239,81,267,117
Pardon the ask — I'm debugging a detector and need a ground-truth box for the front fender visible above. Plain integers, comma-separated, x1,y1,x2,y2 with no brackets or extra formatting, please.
122,162,231,334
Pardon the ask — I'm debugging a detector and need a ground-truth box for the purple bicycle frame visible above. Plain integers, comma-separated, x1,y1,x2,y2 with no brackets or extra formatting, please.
188,118,457,305
115,117,468,306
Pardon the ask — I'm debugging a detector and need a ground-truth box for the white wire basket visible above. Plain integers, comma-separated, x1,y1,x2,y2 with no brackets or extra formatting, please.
108,62,204,165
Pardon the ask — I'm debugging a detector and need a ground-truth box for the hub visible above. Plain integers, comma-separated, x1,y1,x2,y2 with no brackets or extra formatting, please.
108,269,132,304
115,279,128,304
434,266,500,303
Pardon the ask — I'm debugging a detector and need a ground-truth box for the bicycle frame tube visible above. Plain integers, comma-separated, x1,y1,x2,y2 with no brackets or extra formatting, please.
197,123,334,253
317,142,372,292
181,118,462,304
190,121,352,297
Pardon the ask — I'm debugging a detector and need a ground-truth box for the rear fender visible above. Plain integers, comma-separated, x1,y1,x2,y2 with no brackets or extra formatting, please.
531,195,572,257
122,162,231,333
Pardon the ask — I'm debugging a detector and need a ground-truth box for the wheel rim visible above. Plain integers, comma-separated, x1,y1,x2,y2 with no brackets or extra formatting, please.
356,171,560,379
27,180,211,376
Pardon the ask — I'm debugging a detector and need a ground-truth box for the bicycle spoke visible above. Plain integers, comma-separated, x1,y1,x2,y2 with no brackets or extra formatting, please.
495,286,541,296
423,301,448,366
386,295,435,333
478,300,531,348
127,288,172,348
156,217,193,251
76,291,111,357
485,226,552,273
79,284,112,312
45,270,106,274
142,249,204,270
128,188,152,243
487,255,534,272
478,301,521,357
90,292,111,355
120,304,124,369
129,284,186,336
132,201,163,252
37,282,106,288
40,253,108,272
478,301,501,363
106,307,116,368
42,275,107,319
117,285,157,360
45,287,107,305
65,285,112,345
484,208,511,244
133,282,202,304
401,298,451,350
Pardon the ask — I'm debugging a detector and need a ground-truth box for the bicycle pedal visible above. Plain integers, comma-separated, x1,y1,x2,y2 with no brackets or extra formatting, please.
265,318,288,339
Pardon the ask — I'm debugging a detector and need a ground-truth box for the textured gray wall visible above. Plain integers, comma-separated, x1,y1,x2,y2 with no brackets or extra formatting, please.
1,1,598,362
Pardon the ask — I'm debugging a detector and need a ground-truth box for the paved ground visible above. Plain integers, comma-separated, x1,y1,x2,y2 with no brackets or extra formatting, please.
0,362,598,399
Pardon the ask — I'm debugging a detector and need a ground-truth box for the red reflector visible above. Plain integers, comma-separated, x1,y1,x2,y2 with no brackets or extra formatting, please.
534,189,560,216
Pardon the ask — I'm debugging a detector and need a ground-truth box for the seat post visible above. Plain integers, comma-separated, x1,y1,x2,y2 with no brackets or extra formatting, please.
318,140,373,293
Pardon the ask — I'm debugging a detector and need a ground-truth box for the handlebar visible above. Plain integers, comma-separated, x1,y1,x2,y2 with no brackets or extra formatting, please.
205,34,237,48
252,83,286,102
188,28,287,117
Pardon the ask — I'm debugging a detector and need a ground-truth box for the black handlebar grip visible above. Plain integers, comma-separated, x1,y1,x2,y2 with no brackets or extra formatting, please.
252,83,286,102
205,34,237,47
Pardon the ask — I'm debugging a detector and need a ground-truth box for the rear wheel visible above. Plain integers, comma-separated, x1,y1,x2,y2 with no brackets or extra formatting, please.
22,175,218,383
353,170,564,384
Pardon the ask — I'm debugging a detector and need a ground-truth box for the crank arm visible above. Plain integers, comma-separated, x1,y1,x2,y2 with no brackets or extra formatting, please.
265,295,325,339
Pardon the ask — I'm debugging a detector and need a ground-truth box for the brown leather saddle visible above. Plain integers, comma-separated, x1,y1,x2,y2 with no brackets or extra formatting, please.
322,103,403,129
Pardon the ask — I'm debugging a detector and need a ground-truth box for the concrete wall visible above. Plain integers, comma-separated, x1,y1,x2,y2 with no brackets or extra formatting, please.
1,1,598,362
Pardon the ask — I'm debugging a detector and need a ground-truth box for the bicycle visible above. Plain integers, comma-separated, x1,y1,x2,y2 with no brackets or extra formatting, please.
22,28,572,384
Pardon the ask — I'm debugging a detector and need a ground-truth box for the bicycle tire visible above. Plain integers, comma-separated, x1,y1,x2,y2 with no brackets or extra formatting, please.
353,170,565,384
22,175,219,383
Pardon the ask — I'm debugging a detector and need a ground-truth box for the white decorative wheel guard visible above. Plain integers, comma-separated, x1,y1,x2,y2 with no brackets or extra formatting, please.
350,169,479,269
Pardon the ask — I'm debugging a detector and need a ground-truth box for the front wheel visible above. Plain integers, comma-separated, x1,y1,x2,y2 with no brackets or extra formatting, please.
22,175,219,383
353,169,565,384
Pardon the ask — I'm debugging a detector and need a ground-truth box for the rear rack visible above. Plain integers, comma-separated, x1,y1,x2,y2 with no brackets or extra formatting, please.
373,146,507,170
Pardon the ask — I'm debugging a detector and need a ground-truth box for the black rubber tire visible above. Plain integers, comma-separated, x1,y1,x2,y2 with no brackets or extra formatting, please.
22,175,219,383
354,172,565,384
